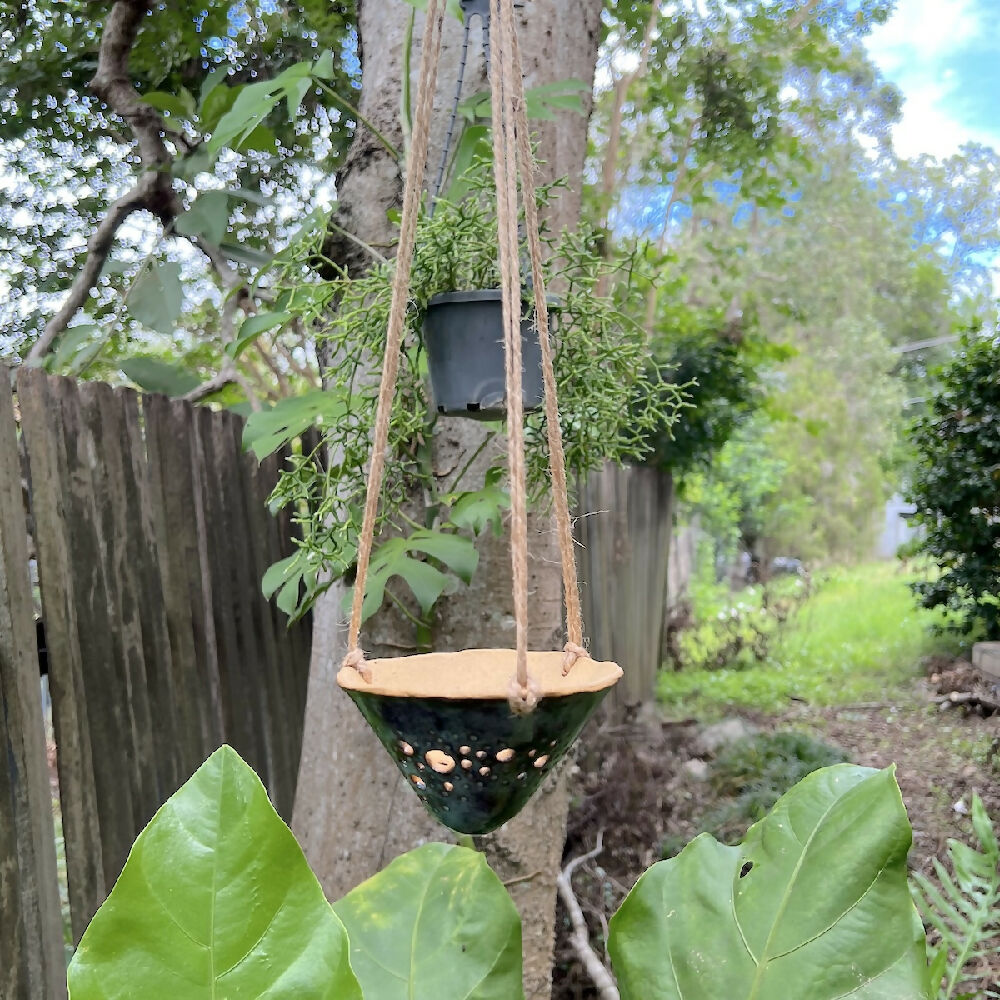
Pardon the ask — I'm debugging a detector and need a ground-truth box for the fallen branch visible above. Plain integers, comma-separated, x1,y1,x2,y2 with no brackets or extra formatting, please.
28,178,155,361
182,367,239,404
936,691,1000,714
556,831,619,1000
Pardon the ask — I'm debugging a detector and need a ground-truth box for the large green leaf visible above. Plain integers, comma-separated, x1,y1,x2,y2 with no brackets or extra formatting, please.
608,765,929,1000
208,62,311,153
67,746,361,1000
242,390,347,459
175,190,230,245
120,357,201,397
405,528,479,582
230,310,292,359
446,484,509,538
333,843,525,1000
126,260,183,335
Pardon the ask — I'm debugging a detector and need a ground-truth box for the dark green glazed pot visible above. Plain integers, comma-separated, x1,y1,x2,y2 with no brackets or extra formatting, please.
344,686,612,834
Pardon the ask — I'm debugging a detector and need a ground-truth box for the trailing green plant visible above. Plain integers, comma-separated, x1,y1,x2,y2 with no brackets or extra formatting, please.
246,163,682,628
68,749,931,999
912,792,1000,999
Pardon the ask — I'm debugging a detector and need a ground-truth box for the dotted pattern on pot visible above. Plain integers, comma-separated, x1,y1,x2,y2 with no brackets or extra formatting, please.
343,688,613,834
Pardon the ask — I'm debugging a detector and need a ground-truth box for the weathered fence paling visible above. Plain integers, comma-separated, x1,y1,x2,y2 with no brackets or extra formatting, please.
576,462,675,713
0,369,67,1000
2,368,312,995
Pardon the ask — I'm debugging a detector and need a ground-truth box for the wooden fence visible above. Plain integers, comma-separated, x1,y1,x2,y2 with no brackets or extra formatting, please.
1,369,313,998
576,462,675,714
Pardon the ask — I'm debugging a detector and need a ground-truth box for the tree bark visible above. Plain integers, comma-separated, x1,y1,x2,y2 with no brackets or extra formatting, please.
292,2,603,997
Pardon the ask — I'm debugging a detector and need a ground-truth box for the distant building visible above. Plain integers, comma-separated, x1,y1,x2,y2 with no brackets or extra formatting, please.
878,493,919,559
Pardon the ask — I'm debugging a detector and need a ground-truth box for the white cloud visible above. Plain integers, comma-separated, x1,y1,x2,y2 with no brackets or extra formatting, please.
864,0,1000,159
867,0,979,69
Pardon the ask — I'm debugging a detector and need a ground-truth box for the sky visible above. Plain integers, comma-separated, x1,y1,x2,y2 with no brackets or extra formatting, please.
864,0,1000,159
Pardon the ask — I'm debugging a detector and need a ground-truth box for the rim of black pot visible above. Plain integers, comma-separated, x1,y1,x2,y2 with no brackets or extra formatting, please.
427,289,561,308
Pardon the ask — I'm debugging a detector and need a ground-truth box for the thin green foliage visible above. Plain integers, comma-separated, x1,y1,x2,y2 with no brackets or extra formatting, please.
912,793,1000,999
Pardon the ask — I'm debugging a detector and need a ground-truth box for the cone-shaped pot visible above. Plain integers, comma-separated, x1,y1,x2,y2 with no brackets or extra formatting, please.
423,290,545,420
337,649,621,834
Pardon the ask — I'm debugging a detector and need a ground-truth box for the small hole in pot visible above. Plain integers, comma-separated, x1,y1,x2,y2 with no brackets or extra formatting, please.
479,766,491,777
444,781,454,793
459,745,471,755
528,749,537,758
496,748,515,763
476,750,487,759
534,755,549,768
416,762,425,770
400,741,414,756
411,775,426,790
426,749,456,773
461,759,473,770
517,772,527,780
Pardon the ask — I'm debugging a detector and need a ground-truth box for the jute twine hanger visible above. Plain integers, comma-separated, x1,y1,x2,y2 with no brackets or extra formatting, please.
341,0,587,715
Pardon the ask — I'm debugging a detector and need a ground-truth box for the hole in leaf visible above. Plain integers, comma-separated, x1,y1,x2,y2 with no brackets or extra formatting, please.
740,861,753,878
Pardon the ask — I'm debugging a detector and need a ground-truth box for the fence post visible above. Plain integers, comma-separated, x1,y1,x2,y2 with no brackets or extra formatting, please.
576,462,675,716
0,371,67,999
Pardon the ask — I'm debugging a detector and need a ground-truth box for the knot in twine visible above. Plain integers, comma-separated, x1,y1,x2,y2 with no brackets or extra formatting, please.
342,647,372,683
562,642,589,676
507,674,541,716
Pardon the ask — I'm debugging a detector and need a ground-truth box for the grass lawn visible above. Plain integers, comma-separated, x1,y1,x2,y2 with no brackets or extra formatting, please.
658,562,967,717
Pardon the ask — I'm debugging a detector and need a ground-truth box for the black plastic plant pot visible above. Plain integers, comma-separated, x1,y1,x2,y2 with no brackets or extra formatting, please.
423,289,545,420
337,649,622,835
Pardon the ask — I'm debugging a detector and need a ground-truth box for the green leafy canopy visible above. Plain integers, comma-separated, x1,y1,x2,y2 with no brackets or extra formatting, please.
255,163,684,625
907,325,1000,635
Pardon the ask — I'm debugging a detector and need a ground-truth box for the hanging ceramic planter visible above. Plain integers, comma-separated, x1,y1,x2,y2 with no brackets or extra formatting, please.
336,0,621,838
423,290,545,420
339,650,621,834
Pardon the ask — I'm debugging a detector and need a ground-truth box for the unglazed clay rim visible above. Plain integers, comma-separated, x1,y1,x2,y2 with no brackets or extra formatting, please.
336,647,622,700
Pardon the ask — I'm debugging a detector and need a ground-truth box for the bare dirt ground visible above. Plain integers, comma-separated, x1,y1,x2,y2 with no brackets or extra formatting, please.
552,664,1000,999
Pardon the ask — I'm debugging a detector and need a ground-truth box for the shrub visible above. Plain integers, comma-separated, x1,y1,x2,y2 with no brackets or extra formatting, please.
907,327,1000,635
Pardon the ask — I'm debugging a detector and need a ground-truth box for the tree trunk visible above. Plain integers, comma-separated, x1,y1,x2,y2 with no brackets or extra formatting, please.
577,464,675,716
292,3,603,997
